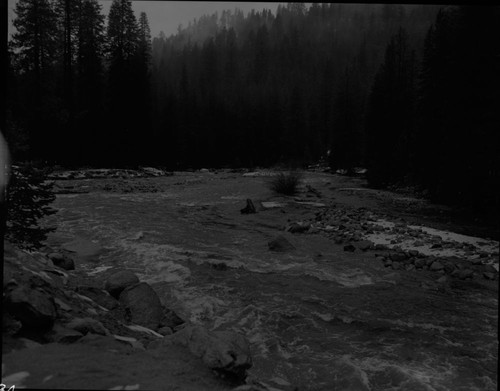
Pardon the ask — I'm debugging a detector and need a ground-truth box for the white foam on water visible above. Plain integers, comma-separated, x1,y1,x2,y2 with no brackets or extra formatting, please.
312,312,334,322
261,201,286,208
305,268,374,288
349,355,456,391
270,376,291,386
141,260,192,285
171,286,228,323
87,265,114,275
189,257,245,269
337,188,374,192
294,201,326,207
243,171,278,177
221,195,245,200
116,238,191,263
377,318,457,334
335,355,371,389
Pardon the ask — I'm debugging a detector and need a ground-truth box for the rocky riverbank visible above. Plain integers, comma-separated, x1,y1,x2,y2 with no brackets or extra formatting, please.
2,242,257,390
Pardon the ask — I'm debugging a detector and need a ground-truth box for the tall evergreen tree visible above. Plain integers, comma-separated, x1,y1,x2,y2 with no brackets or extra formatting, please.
365,28,416,186
10,0,60,158
11,0,59,92
73,0,106,164
106,0,140,164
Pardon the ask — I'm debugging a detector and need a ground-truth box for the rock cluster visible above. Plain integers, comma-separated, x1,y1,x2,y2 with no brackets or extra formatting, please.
373,250,497,280
268,235,296,252
2,243,253,387
309,204,498,281
156,325,252,384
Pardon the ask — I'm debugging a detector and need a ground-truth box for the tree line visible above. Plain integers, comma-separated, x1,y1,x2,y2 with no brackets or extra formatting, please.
6,2,499,212
7,0,151,165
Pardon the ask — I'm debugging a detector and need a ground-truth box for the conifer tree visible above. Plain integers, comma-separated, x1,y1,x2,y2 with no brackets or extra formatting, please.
106,0,140,164
365,28,416,186
10,0,59,158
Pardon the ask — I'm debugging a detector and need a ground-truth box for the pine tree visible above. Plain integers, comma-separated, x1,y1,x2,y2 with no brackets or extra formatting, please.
365,28,416,187
10,0,60,159
11,0,59,93
73,0,106,164
106,0,140,164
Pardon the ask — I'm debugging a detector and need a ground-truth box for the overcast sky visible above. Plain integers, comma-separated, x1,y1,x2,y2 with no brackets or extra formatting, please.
8,1,284,39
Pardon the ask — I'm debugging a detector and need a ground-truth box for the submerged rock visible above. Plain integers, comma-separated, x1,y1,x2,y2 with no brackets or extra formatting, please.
166,325,252,383
343,244,356,252
119,282,163,330
104,270,140,299
268,235,295,252
240,199,256,214
286,222,310,234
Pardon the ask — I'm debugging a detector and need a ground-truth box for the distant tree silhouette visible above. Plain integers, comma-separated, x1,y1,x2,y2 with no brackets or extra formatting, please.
365,28,416,187
106,0,141,165
10,0,60,159
416,6,500,211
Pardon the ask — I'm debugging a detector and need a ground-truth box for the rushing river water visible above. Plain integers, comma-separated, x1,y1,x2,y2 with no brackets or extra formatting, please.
44,172,498,391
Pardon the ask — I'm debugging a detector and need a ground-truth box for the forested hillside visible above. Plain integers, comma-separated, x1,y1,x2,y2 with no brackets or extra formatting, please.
6,1,500,211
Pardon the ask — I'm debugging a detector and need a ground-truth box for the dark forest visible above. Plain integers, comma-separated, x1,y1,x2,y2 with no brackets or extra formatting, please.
5,1,500,212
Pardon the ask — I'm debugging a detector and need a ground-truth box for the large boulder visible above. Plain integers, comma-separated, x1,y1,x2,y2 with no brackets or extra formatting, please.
167,325,252,383
119,282,163,330
104,270,140,299
240,199,256,214
4,285,57,331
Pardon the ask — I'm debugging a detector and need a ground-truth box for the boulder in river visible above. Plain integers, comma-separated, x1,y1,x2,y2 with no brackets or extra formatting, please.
240,199,256,214
47,253,75,271
166,325,252,383
343,244,356,252
4,285,57,331
119,282,163,331
286,222,310,234
104,270,140,299
268,235,295,252
355,240,372,251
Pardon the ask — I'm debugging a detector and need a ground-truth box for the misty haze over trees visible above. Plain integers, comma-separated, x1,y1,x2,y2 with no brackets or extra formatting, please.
5,1,500,213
